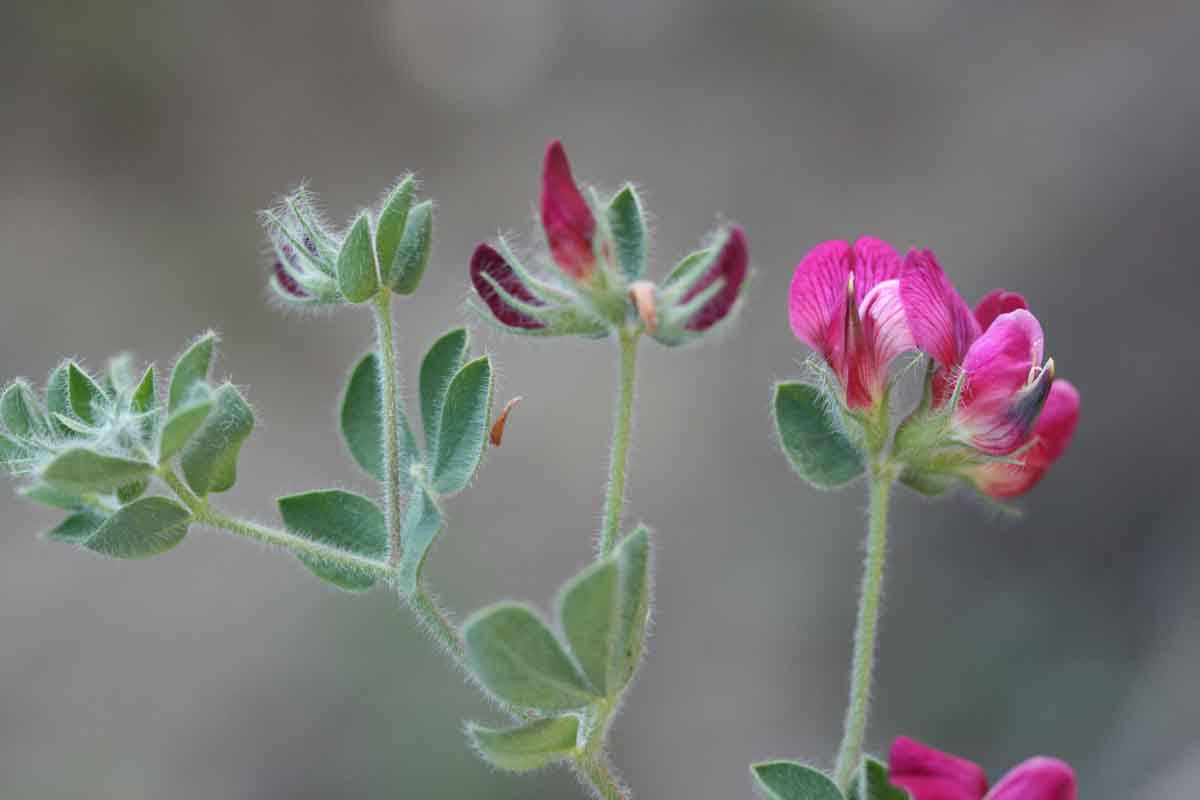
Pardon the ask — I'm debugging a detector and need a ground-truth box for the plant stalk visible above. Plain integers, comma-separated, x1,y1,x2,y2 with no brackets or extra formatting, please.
372,291,405,566
575,755,629,800
599,328,640,558
833,467,894,790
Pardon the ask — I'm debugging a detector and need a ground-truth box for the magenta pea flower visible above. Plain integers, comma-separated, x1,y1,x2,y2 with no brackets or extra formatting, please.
541,140,599,283
469,139,750,344
900,251,1059,456
890,737,1077,800
788,237,915,411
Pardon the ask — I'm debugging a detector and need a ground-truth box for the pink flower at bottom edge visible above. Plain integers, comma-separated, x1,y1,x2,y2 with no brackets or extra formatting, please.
889,737,1077,800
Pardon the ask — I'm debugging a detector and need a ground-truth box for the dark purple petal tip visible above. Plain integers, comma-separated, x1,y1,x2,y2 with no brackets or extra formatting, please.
683,226,748,332
470,243,548,330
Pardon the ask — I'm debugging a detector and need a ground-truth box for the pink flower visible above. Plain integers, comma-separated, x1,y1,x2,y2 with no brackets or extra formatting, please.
967,379,1080,498
541,140,597,282
890,737,1077,800
682,226,749,332
788,237,915,409
469,243,549,331
900,252,1060,455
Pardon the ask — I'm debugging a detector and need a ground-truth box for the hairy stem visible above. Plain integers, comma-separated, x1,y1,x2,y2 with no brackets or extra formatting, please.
159,468,394,581
833,467,894,790
599,328,640,558
575,755,629,800
407,583,466,665
372,291,405,566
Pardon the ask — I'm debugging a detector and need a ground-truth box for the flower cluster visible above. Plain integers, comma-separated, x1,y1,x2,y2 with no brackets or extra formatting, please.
787,238,1079,499
890,737,1077,800
469,140,750,344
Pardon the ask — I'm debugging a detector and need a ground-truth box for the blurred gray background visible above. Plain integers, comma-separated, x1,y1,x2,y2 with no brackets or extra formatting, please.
2,1,1198,798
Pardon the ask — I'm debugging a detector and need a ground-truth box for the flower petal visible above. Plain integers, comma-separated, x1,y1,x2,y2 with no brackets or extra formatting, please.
852,236,903,301
890,737,989,800
985,757,1076,800
974,289,1028,331
788,240,852,367
540,139,596,281
469,243,548,330
844,278,915,408
955,309,1048,454
970,380,1080,498
901,250,982,369
682,226,748,332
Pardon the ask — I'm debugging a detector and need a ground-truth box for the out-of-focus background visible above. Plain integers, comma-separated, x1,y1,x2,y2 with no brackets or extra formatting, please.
2,2,1197,798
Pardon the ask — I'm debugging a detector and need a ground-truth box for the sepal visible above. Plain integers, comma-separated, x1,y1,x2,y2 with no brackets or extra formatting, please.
773,381,865,489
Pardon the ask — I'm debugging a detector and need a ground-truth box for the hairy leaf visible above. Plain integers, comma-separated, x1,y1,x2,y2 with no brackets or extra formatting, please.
467,716,580,773
45,511,106,544
608,184,646,281
158,401,213,462
751,761,844,800
773,382,864,489
278,489,388,591
85,496,191,558
339,352,420,484
419,328,469,458
431,356,492,496
40,448,154,493
374,176,414,288
390,199,433,295
168,333,215,413
396,484,443,595
68,363,106,425
336,213,378,303
847,757,911,800
180,383,254,495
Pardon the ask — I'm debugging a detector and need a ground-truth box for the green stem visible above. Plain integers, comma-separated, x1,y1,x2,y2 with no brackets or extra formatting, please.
159,468,394,581
372,291,405,567
599,328,640,558
833,467,894,790
574,755,629,800
407,583,466,665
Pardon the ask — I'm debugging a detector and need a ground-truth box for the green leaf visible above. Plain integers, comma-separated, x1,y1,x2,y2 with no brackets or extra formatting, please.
751,761,844,800
2,380,46,437
396,484,443,595
20,483,85,510
40,448,155,493
278,489,388,591
466,716,580,773
431,356,492,496
131,365,156,414
336,213,379,303
158,400,212,461
559,559,618,695
45,363,76,437
846,757,911,800
339,352,420,484
180,383,254,496
419,328,469,458
464,603,597,711
84,496,191,559
663,248,712,288
168,333,215,413
117,479,149,504
67,363,106,425
45,511,106,544
611,525,652,690
608,184,646,281
374,176,414,288
390,199,433,295
773,382,864,489
105,353,136,395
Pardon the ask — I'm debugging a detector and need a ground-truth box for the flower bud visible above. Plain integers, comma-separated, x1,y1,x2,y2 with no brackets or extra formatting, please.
541,140,597,283
651,226,749,345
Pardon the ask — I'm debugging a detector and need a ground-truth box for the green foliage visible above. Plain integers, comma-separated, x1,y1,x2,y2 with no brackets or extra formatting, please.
374,177,414,288
44,363,76,437
168,333,215,413
557,526,652,697
663,248,711,288
277,489,388,591
117,479,149,504
846,757,910,800
773,382,864,489
467,716,580,772
339,353,419,485
84,496,192,559
751,761,845,800
419,328,469,459
20,483,84,510
336,213,379,303
607,184,646,282
45,511,106,544
158,400,213,461
67,363,106,425
131,365,156,415
180,383,253,495
464,603,598,712
390,199,433,295
395,484,443,595
430,356,493,496
40,448,154,494
2,380,47,437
